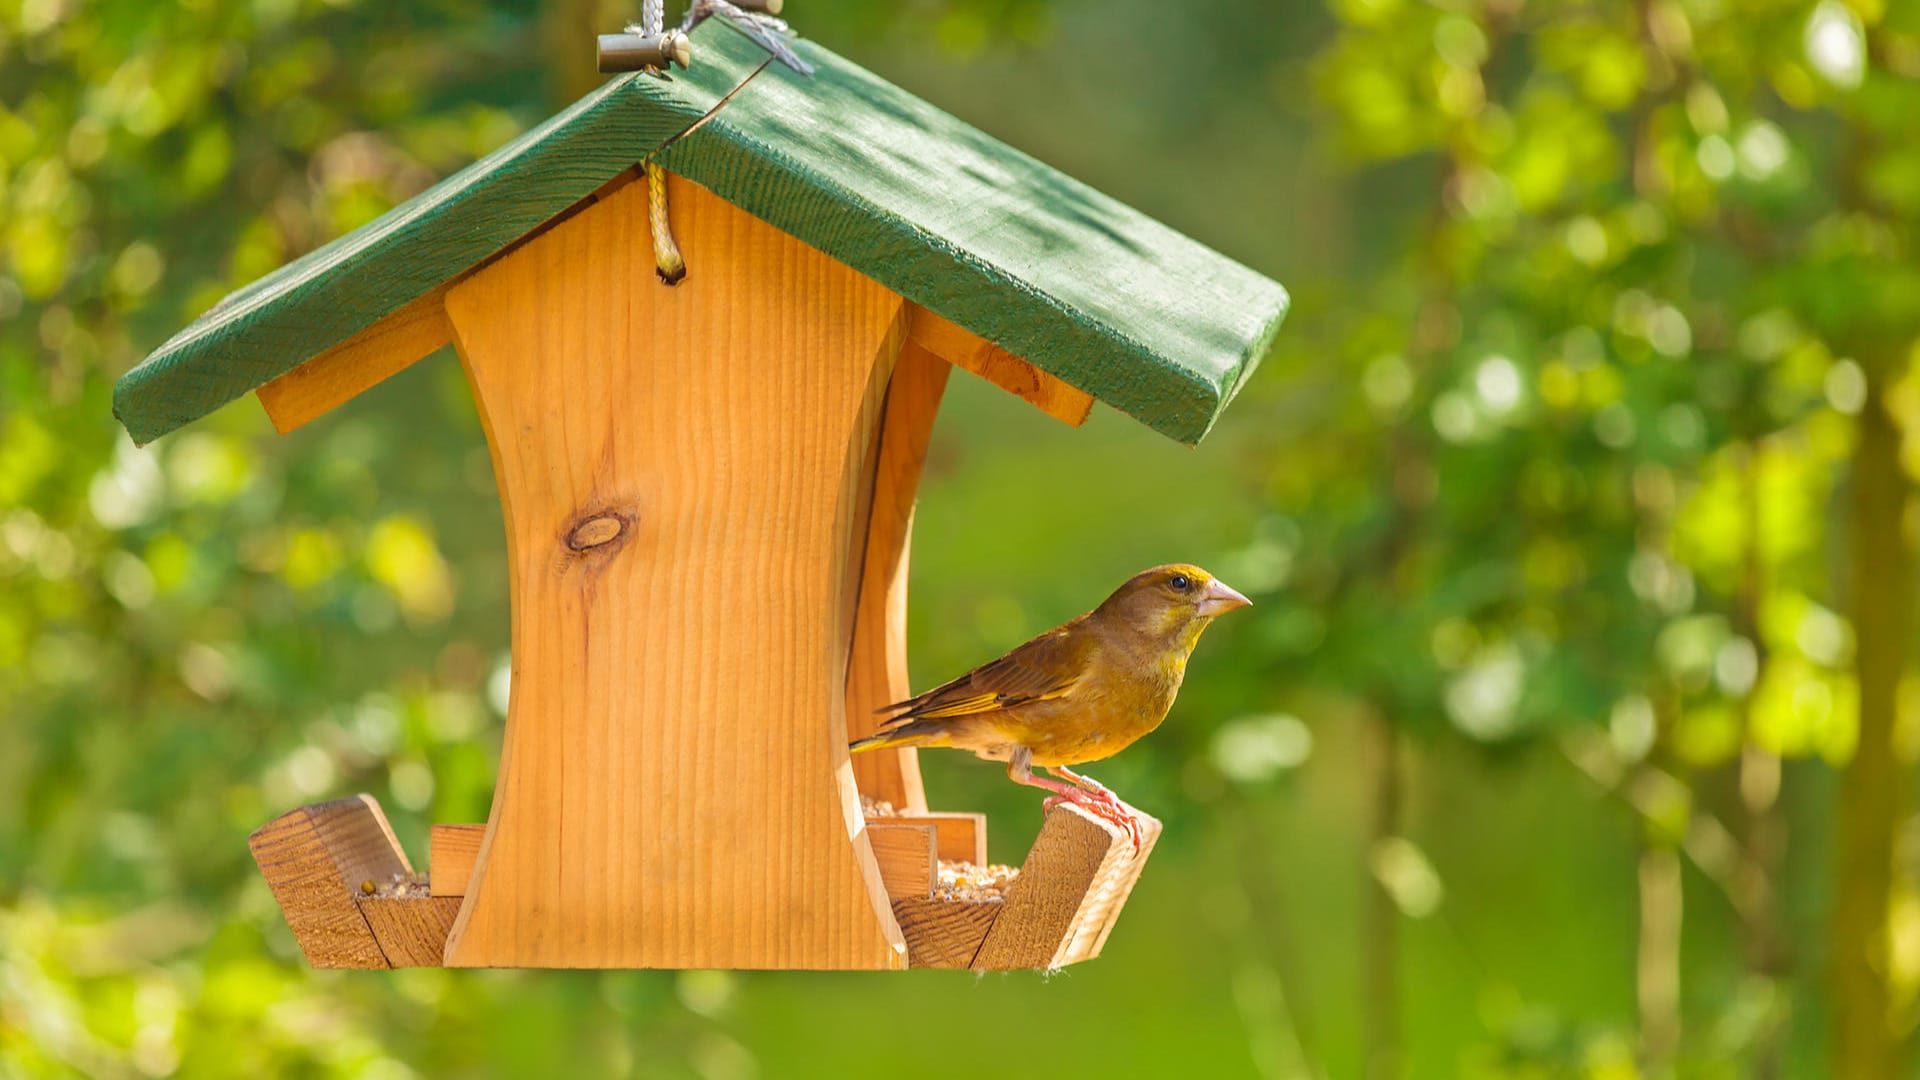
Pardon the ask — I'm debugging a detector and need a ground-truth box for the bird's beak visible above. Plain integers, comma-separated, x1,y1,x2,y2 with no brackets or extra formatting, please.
1197,578,1252,617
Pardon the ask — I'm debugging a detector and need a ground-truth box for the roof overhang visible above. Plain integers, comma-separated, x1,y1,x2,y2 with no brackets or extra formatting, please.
114,18,1287,447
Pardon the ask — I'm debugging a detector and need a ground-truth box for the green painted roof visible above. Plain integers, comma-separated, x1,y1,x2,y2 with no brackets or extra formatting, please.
115,19,1287,446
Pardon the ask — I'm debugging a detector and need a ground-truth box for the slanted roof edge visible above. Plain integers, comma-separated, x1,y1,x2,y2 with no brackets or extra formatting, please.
113,37,768,444
654,26,1289,444
113,20,1289,448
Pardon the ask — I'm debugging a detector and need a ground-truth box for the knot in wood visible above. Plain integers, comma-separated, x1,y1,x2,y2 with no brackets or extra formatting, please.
566,514,626,551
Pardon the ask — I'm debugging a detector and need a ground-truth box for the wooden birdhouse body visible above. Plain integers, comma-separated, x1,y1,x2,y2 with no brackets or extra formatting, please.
116,20,1287,971
448,176,908,968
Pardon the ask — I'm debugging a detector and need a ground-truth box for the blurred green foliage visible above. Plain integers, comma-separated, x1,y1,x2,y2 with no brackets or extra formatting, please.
6,0,1920,1077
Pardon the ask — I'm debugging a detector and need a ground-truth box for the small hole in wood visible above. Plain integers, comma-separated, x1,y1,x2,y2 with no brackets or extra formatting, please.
566,514,626,551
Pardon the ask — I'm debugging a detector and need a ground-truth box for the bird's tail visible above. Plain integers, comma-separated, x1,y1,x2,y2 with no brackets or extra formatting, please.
849,720,950,754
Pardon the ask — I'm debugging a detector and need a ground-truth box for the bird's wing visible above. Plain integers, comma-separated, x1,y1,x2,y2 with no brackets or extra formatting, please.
878,622,1088,724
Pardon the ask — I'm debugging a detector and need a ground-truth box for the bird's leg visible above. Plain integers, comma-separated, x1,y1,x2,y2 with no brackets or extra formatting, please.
1005,746,1085,802
1006,750,1142,852
1046,764,1117,806
1046,764,1142,851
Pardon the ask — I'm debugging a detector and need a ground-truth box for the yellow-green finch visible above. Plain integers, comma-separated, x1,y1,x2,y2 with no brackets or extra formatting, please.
850,564,1250,846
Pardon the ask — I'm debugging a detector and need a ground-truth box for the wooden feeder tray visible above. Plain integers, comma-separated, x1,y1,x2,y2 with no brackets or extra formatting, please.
252,794,1160,970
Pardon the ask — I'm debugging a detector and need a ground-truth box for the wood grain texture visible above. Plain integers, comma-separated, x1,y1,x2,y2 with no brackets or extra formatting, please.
866,824,937,900
904,306,1091,427
882,812,988,867
844,343,948,811
420,818,941,905
358,896,462,967
112,29,771,444
1065,805,1164,966
428,824,484,898
892,898,1001,969
656,20,1289,445
972,799,1162,971
441,173,905,969
256,288,454,434
247,795,411,970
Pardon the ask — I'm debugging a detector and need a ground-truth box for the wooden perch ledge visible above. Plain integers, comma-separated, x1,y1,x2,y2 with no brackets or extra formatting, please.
252,793,1159,971
247,795,454,969
898,797,1163,971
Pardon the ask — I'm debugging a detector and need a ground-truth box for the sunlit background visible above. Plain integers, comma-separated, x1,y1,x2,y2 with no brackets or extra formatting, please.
7,0,1920,1076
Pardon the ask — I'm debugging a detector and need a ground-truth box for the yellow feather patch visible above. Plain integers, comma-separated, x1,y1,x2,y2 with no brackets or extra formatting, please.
909,678,1080,720
1029,680,1080,703
908,693,1003,719
851,728,952,752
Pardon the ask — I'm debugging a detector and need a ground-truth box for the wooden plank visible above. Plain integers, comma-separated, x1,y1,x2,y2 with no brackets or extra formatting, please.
972,799,1162,971
256,289,453,434
893,898,1001,969
112,27,772,444
433,816,947,904
1066,809,1164,967
438,816,958,902
246,795,411,970
440,173,905,969
887,811,988,867
358,896,462,967
428,824,484,898
866,823,937,900
844,343,948,811
656,19,1289,445
904,306,1092,427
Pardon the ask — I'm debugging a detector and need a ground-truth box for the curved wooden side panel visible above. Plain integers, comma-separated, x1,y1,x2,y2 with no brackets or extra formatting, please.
440,172,905,969
843,343,949,813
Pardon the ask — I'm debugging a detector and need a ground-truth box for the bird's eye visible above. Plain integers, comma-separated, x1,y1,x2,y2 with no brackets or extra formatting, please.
1169,574,1192,592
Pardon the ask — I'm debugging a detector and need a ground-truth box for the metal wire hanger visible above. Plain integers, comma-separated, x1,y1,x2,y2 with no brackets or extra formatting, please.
600,0,813,284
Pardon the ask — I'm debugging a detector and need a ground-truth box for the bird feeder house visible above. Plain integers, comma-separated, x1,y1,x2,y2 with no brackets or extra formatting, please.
113,19,1288,972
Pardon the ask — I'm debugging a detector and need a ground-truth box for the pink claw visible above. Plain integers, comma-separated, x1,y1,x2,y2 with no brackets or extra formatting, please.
1042,789,1143,852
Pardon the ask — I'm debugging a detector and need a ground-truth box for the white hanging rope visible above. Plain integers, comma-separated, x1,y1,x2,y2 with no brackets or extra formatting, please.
633,0,681,283
683,0,813,75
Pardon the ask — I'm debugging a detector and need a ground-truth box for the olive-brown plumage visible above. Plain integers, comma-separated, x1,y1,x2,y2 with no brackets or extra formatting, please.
850,564,1249,844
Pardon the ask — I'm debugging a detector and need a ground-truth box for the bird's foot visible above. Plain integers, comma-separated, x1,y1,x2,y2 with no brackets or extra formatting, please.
1042,790,1144,852
1071,774,1118,802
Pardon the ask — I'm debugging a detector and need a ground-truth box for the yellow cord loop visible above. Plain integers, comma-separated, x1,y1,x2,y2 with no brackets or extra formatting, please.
625,0,810,285
645,161,686,285
632,0,685,285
